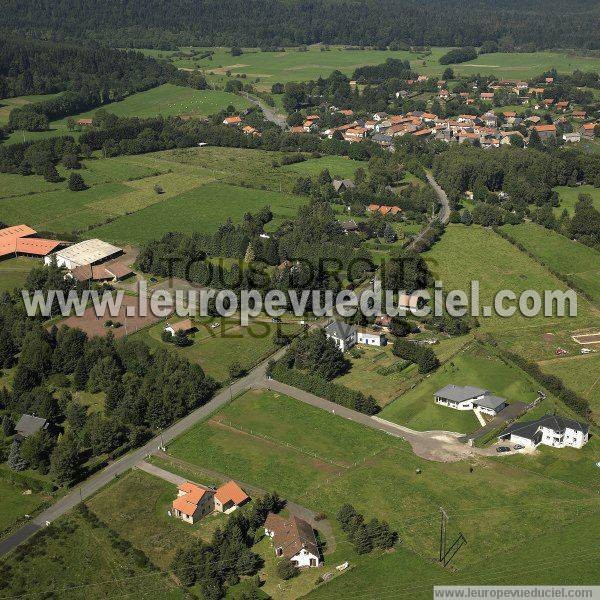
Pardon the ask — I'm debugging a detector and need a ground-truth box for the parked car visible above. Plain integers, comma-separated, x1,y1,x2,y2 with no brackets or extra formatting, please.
496,446,510,453
513,444,525,450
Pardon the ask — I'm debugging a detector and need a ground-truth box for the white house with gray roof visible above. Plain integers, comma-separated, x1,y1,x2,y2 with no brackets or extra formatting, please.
325,320,357,352
499,415,588,449
434,385,508,416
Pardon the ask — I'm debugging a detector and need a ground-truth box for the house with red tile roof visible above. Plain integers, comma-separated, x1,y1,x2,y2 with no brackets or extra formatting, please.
172,482,214,524
223,115,242,125
214,480,249,513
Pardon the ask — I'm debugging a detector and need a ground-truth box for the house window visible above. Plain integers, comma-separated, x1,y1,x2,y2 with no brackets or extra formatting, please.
310,558,316,567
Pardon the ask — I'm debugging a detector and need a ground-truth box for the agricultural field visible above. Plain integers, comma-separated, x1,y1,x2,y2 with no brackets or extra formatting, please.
380,340,545,433
0,509,184,599
0,147,308,241
501,222,600,303
53,84,252,126
279,155,366,179
163,388,600,599
137,46,600,89
539,353,600,422
0,257,39,294
134,317,300,382
0,93,62,124
554,184,600,215
424,224,598,334
335,336,467,406
86,181,304,244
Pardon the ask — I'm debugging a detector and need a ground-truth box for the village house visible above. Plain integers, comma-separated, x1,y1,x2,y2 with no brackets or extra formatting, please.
325,320,357,352
264,513,322,568
223,115,242,125
434,385,508,416
356,327,386,346
172,482,214,524
499,415,588,449
14,414,49,440
76,118,93,126
172,480,250,523
164,319,196,337
531,124,556,140
332,179,355,193
580,122,596,138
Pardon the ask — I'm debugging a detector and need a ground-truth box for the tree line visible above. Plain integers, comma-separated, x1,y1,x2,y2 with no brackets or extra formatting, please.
1,37,183,131
0,263,217,487
1,0,598,50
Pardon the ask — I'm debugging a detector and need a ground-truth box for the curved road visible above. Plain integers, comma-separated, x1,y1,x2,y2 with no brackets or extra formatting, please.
241,92,288,129
0,337,496,558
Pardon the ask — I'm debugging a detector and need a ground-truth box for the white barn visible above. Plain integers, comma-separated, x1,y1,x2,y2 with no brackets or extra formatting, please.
46,239,123,270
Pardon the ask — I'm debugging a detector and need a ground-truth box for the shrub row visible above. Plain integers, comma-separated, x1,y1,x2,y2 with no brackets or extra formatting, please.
269,363,380,415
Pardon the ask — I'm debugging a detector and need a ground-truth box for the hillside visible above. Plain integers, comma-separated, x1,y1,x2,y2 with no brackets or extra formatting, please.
1,0,599,49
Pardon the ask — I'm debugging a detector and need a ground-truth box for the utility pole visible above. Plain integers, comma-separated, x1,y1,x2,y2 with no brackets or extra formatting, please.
439,507,448,562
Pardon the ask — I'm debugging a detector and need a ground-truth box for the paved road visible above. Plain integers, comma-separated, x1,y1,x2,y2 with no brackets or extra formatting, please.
241,92,287,129
460,401,529,442
0,348,282,558
405,172,450,251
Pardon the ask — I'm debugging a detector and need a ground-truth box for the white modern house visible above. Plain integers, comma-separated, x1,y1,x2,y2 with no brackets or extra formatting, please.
264,513,322,568
434,385,508,416
499,415,589,449
357,327,386,347
325,321,386,351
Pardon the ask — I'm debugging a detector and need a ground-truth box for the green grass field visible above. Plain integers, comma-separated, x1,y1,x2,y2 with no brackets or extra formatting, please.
0,509,184,599
279,155,366,179
164,387,600,599
0,147,307,240
0,477,47,535
335,336,467,406
380,341,545,432
0,257,39,294
501,222,600,303
0,93,62,124
137,46,600,90
425,225,596,333
539,353,600,422
86,181,304,245
134,317,300,382
554,185,600,215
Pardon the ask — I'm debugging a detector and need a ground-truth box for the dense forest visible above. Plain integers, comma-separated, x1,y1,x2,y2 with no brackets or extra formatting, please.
0,38,182,128
1,0,599,50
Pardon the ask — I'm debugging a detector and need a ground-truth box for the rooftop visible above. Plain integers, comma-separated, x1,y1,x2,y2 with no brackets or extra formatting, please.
435,385,489,402
214,480,249,506
15,414,48,438
53,239,122,268
264,513,320,559
325,320,357,340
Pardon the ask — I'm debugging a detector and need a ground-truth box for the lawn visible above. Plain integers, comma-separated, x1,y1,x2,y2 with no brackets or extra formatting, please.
335,336,467,406
425,224,596,333
0,257,39,294
0,477,48,536
0,509,184,599
501,222,600,303
87,469,227,569
279,155,366,179
380,340,543,432
135,317,300,382
86,181,305,245
554,184,600,215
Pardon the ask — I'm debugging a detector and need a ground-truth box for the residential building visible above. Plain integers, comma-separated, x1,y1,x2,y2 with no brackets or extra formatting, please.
325,320,357,352
223,116,242,125
172,482,214,524
434,385,490,410
15,414,49,439
164,319,196,336
499,415,589,449
531,124,556,140
475,394,508,416
214,480,249,513
332,179,355,193
357,327,386,346
264,513,322,568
